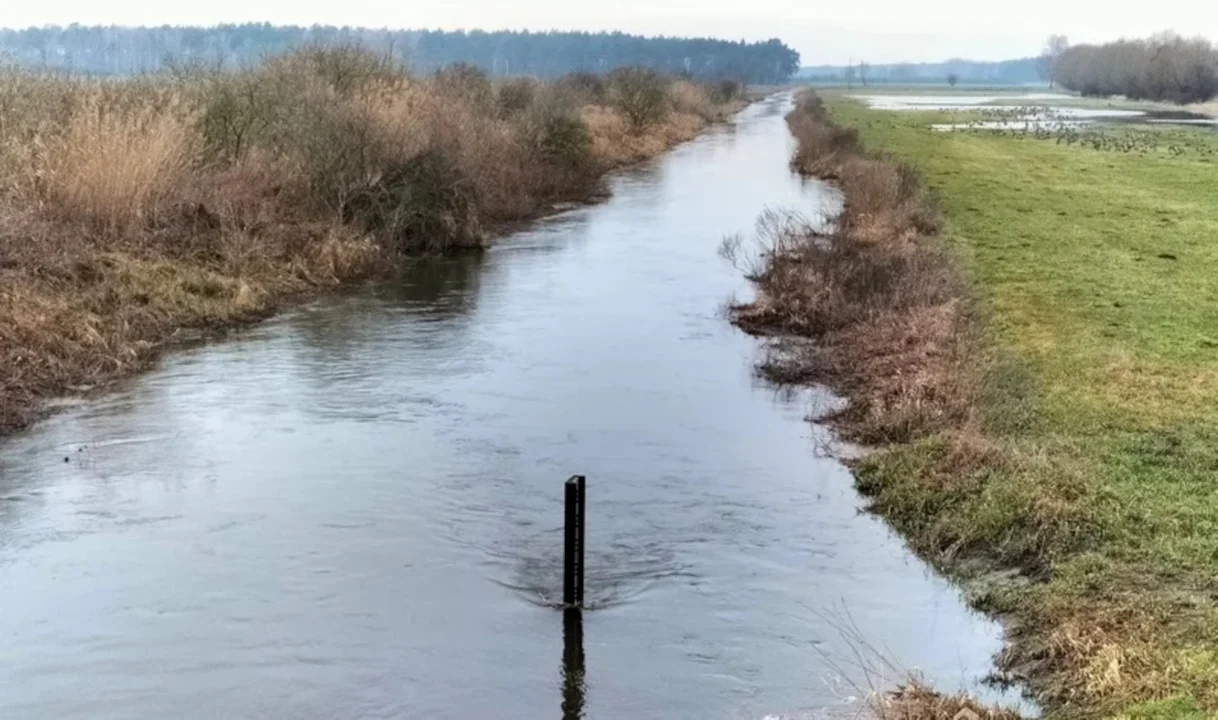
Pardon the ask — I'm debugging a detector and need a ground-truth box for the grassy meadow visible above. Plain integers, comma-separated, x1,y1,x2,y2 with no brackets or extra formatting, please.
820,96,1218,716
0,49,744,432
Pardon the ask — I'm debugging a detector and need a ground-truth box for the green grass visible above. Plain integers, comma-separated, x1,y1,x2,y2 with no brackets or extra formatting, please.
824,98,1218,715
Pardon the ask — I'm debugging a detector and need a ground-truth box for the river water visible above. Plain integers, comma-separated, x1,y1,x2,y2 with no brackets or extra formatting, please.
0,95,1021,719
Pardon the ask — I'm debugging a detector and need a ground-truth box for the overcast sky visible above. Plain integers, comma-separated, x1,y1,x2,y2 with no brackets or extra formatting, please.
4,0,1218,65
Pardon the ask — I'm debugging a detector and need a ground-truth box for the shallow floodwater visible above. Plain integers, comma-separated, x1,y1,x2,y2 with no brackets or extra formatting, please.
853,92,1075,111
854,92,1216,132
0,95,1024,719
853,92,1142,118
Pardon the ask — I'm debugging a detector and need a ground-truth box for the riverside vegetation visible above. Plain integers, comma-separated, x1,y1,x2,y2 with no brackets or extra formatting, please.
0,48,744,433
730,91,1218,718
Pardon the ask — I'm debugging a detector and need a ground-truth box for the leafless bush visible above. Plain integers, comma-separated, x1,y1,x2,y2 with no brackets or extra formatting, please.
607,66,672,129
433,62,494,109
267,44,404,96
495,76,539,117
710,79,742,104
557,71,607,104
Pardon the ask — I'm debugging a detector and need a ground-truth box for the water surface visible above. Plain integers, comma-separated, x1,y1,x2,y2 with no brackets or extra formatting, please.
0,95,1021,719
854,92,1216,131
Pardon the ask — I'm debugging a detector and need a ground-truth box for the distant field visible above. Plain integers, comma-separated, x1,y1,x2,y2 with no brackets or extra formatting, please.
826,96,1218,716
818,85,1218,118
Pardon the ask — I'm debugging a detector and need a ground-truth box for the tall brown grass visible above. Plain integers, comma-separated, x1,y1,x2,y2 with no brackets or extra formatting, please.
0,49,746,433
36,99,194,237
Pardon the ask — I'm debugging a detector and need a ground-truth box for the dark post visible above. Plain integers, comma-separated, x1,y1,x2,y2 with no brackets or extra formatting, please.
575,475,586,605
563,478,579,607
561,476,587,717
563,475,586,607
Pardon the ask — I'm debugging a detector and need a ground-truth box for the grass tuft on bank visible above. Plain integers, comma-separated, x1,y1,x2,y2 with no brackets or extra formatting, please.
732,90,1218,717
0,48,745,433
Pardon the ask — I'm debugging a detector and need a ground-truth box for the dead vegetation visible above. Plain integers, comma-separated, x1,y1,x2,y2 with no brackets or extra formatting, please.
728,92,974,447
0,49,744,433
875,683,1022,720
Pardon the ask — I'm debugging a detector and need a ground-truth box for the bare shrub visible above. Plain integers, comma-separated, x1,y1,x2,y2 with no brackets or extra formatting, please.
194,70,285,162
519,85,595,172
342,147,482,253
272,82,482,251
267,44,405,96
557,71,607,104
710,79,742,104
433,62,494,110
607,66,672,129
495,76,538,117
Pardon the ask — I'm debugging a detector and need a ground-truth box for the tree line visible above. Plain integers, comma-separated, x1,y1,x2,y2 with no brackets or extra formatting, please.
799,57,1042,85
1054,32,1218,104
0,25,801,84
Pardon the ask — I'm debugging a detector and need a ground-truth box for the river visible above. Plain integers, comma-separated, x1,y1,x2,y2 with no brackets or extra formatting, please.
0,95,1021,719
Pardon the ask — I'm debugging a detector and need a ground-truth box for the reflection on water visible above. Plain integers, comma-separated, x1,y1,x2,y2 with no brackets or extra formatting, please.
562,609,587,720
0,95,1028,719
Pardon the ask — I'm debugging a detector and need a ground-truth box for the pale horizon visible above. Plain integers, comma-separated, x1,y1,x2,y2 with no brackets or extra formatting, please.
3,1,1218,66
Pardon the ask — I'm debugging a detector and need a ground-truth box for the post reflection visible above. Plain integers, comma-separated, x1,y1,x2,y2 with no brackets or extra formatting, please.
561,608,586,720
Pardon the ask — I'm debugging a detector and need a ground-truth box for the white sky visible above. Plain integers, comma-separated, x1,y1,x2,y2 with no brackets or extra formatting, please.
4,0,1218,65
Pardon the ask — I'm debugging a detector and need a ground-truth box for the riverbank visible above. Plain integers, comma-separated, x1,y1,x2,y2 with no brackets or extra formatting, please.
0,51,744,434
733,92,1218,717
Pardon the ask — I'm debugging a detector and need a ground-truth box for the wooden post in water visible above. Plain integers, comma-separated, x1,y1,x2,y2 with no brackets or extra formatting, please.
576,474,586,605
563,475,586,608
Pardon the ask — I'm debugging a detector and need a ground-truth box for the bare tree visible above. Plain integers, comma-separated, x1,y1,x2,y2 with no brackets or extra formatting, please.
1038,34,1070,88
858,61,869,86
1055,33,1218,103
844,62,856,89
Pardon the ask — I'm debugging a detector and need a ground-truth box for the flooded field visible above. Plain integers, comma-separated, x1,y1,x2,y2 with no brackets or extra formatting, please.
852,92,1216,131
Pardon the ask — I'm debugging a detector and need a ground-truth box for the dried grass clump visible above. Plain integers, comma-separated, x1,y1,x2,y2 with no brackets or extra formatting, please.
877,682,1023,720
729,182,962,446
32,98,194,237
668,80,714,121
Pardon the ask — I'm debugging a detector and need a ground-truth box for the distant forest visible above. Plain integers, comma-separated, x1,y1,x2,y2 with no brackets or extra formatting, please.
0,25,801,83
798,58,1043,85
